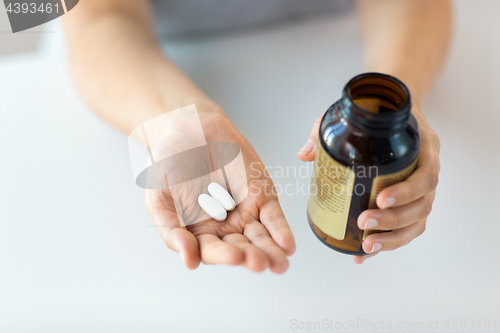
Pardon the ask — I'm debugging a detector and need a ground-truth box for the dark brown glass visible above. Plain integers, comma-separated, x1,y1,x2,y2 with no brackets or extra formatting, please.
307,73,420,255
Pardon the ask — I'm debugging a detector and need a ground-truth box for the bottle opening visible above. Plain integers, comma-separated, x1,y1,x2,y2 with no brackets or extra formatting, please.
341,73,411,130
349,75,408,114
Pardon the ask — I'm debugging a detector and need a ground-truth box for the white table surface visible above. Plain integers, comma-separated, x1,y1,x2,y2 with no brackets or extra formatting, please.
1,1,499,332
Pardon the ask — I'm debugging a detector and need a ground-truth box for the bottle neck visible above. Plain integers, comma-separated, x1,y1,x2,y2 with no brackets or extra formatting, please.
340,73,411,132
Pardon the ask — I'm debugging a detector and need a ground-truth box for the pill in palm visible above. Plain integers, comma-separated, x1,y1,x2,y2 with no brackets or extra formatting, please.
198,193,227,222
208,182,236,211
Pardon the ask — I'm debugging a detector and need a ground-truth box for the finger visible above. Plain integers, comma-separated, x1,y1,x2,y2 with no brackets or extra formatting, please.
222,233,269,272
358,192,435,231
361,219,427,253
162,228,201,270
244,221,289,274
376,165,439,209
146,190,201,270
377,160,439,208
297,114,323,162
353,252,379,265
259,200,296,256
376,138,440,209
197,234,244,266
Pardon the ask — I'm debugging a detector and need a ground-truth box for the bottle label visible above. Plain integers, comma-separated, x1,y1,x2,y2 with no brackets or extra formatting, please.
308,140,419,242
307,141,355,241
362,157,418,240
367,158,418,210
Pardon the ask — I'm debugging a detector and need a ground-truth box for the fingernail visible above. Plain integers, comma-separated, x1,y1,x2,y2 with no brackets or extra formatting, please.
180,252,186,264
383,197,396,208
364,218,378,229
370,242,382,253
298,140,314,155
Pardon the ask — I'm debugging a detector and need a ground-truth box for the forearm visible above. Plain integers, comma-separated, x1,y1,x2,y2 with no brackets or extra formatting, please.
357,0,453,104
63,0,222,134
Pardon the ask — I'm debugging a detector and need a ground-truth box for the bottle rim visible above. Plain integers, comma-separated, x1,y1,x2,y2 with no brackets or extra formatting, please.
341,72,412,131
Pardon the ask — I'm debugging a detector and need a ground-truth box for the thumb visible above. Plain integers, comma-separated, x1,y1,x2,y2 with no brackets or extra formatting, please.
297,114,322,162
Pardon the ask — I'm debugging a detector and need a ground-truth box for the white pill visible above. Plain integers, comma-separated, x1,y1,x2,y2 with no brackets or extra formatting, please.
198,193,227,222
208,182,236,211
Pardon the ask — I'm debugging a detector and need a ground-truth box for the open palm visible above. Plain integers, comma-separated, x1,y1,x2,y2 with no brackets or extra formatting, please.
145,112,295,273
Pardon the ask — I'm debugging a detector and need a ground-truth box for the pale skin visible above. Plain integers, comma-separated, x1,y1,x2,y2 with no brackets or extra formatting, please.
64,0,452,269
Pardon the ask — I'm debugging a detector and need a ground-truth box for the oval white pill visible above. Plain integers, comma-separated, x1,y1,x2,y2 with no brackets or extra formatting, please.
208,182,236,211
198,193,227,222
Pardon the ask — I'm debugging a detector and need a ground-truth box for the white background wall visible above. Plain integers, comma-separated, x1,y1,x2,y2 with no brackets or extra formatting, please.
1,1,499,332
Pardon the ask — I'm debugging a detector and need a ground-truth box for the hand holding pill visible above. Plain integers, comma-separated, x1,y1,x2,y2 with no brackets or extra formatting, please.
145,113,296,273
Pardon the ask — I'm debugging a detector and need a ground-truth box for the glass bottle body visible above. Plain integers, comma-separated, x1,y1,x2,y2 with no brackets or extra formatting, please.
307,73,420,255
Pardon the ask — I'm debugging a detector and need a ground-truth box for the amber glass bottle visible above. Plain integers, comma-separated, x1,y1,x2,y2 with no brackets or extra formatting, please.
307,73,420,255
